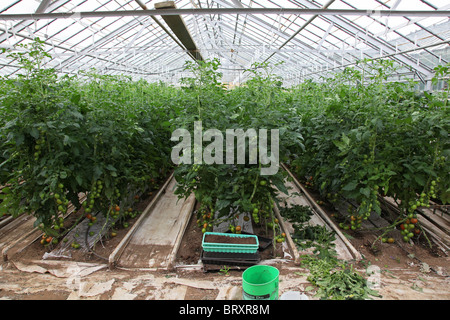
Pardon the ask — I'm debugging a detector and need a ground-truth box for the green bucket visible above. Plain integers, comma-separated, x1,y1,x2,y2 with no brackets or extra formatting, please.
242,265,279,300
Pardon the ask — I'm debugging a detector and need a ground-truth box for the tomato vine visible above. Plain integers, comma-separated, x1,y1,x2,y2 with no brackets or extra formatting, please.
0,38,174,239
0,39,448,249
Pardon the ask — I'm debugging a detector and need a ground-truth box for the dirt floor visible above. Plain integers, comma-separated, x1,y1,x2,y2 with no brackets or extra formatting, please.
0,177,449,301
304,186,450,279
1,254,449,301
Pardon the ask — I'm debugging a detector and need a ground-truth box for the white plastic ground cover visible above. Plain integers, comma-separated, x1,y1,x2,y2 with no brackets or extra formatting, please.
112,176,196,269
276,179,356,261
44,186,141,260
43,210,119,260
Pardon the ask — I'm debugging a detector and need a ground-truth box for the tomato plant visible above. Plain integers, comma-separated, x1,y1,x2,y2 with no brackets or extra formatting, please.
289,59,449,240
0,38,174,239
1,39,448,250
173,60,303,241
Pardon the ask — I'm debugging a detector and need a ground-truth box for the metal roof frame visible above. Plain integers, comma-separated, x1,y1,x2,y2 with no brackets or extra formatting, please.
0,0,448,85
0,7,448,20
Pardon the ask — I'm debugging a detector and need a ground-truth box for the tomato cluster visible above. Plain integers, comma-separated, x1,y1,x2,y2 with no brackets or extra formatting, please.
40,233,58,246
228,224,242,234
70,241,81,249
275,233,287,243
33,128,46,161
197,207,213,234
85,212,97,226
399,216,421,242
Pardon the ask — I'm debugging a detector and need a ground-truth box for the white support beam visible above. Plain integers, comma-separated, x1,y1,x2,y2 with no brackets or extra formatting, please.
54,17,151,71
263,0,336,63
0,8,448,20
302,39,450,80
317,22,334,51
215,0,340,84
294,0,434,77
36,0,52,14
0,0,70,43
230,0,244,8
391,0,403,10
124,19,153,52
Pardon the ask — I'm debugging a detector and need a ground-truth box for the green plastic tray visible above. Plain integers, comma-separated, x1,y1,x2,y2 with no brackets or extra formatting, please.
202,232,259,253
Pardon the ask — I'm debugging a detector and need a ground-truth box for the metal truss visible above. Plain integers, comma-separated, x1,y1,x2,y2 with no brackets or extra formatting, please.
0,0,447,85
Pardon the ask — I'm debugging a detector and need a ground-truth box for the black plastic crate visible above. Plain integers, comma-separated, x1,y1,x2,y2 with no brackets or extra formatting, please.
201,250,260,267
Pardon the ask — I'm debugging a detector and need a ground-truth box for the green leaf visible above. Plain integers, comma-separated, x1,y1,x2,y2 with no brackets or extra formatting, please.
75,174,83,186
71,93,81,104
360,187,371,198
63,135,71,146
271,175,288,195
215,199,231,211
333,140,346,151
342,181,358,191
14,133,24,146
106,164,117,172
341,133,350,146
29,127,40,139
414,174,426,187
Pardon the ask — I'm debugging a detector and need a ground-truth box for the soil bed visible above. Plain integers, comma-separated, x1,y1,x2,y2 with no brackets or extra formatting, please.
204,234,257,245
288,167,450,277
10,175,170,265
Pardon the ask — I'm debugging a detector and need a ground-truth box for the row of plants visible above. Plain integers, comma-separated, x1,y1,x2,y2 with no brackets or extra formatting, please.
172,60,304,243
173,57,449,249
0,39,175,242
1,39,448,254
289,59,449,243
0,40,300,249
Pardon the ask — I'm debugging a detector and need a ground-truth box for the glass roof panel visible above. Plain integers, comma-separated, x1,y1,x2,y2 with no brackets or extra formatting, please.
0,0,447,84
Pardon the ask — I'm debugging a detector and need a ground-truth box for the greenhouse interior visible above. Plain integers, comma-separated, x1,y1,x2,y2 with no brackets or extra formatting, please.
0,0,449,302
